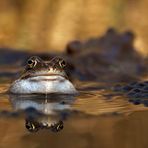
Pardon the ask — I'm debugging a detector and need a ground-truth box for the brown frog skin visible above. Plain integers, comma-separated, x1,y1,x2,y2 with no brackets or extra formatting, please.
65,28,147,82
9,56,77,94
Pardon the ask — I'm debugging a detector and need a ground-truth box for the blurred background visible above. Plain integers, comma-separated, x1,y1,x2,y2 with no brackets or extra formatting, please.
0,0,147,56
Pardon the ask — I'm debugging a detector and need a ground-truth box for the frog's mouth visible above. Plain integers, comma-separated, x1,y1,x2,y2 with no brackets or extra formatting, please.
30,75,65,82
23,71,67,82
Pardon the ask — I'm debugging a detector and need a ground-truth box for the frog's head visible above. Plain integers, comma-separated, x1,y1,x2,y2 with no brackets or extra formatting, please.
10,56,77,94
21,56,67,81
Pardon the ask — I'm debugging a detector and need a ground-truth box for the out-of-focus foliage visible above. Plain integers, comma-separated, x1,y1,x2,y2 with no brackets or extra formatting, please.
0,0,147,55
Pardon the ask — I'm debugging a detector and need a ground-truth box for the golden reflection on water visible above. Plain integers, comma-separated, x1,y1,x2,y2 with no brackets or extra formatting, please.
0,81,148,148
72,91,148,115
0,82,148,116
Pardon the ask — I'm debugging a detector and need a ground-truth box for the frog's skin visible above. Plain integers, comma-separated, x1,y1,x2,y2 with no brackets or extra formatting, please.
9,56,77,94
65,28,147,82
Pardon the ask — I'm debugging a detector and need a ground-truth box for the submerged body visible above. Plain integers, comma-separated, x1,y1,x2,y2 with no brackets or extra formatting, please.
9,56,77,94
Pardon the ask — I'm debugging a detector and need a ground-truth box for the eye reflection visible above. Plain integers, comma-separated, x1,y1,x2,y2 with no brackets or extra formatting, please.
50,120,64,132
25,119,40,132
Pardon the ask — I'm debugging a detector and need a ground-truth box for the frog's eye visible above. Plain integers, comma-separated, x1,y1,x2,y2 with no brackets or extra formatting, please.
27,59,33,65
59,60,66,68
27,59,37,68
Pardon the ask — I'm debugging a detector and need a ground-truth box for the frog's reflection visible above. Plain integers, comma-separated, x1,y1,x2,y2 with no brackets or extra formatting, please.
25,118,64,132
9,94,75,132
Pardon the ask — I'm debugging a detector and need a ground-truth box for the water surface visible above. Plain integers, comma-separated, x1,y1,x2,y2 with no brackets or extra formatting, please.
0,79,148,148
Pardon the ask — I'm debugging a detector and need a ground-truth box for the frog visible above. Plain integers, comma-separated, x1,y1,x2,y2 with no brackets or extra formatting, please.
9,56,77,94
65,28,147,82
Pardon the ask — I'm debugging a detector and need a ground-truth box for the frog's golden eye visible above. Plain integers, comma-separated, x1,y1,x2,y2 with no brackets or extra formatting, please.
59,60,66,68
27,59,33,65
27,59,37,68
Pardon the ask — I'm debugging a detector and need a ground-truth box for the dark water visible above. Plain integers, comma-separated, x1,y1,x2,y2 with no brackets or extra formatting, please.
0,80,148,148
